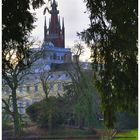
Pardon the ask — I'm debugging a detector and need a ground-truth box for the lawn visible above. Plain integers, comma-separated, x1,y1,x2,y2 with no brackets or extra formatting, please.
23,125,100,139
114,129,138,140
3,126,101,139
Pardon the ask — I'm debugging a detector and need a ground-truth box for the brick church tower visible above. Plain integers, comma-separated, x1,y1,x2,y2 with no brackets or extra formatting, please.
44,0,65,48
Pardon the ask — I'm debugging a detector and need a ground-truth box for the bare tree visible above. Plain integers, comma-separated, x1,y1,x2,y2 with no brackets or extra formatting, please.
2,40,43,135
39,68,51,99
65,42,101,128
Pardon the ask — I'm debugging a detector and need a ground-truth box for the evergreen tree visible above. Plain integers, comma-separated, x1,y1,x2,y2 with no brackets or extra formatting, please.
80,0,138,128
2,0,45,135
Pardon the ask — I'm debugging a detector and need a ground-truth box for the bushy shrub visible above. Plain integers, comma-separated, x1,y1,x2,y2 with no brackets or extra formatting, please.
26,96,67,128
2,111,13,130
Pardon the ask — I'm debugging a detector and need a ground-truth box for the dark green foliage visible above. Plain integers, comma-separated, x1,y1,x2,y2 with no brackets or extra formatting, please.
63,43,103,127
116,112,138,129
2,111,13,130
2,0,46,135
26,103,39,122
80,0,138,128
3,0,38,73
3,0,34,45
26,97,66,128
64,70,102,128
2,0,46,46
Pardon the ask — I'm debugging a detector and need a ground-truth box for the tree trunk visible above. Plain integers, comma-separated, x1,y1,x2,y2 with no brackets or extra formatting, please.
12,89,22,136
48,111,52,134
79,116,84,129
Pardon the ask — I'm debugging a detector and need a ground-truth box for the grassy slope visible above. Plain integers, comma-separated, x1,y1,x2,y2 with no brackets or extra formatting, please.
115,129,138,140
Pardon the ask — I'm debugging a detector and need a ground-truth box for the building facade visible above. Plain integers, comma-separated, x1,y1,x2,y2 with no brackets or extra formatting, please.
2,0,91,115
3,0,72,115
42,0,72,66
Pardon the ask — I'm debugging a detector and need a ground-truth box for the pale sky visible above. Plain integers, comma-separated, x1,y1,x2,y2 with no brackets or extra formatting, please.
31,0,91,61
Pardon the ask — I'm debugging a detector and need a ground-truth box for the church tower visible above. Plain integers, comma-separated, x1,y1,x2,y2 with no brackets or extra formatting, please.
44,0,65,48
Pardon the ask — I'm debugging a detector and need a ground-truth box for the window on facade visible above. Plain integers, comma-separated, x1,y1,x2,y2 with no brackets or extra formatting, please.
26,86,30,93
18,101,24,114
58,83,62,91
53,53,57,60
19,87,22,93
35,85,38,92
26,100,30,107
57,56,60,60
61,56,64,60
48,75,53,80
50,55,53,60
65,73,68,77
50,84,54,91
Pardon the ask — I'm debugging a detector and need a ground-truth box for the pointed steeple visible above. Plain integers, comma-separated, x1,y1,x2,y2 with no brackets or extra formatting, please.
53,0,55,4
52,0,57,7
51,0,59,14
62,17,65,31
62,18,64,27
49,19,51,33
62,17,65,47
44,0,65,48
44,16,47,41
58,16,60,24
58,16,61,31
44,16,47,27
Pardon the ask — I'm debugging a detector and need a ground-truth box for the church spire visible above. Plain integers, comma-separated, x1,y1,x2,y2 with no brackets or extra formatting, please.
62,17,65,35
53,0,56,4
62,17,65,47
62,18,64,29
50,0,59,15
44,0,65,48
58,16,61,32
44,16,47,41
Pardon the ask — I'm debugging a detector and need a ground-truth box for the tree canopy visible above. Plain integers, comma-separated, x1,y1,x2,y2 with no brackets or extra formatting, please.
2,0,46,135
80,0,138,128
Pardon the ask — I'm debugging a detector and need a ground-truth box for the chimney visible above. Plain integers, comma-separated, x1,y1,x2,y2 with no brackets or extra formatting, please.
64,54,72,63
73,55,79,63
